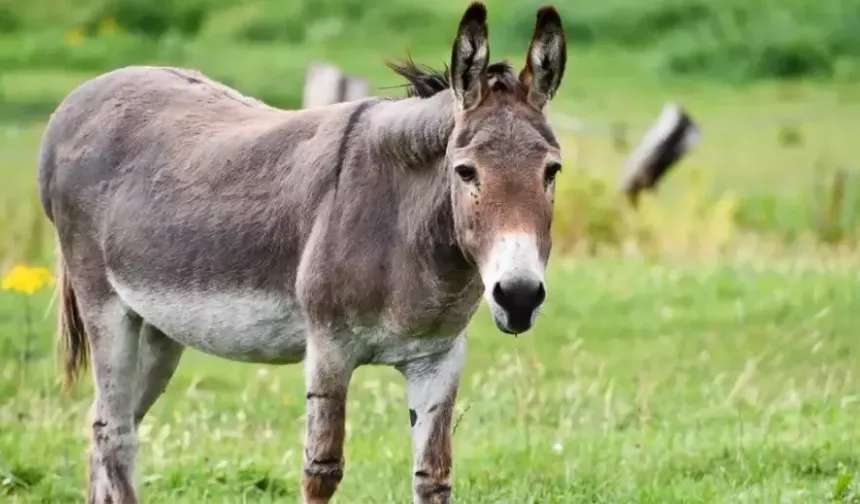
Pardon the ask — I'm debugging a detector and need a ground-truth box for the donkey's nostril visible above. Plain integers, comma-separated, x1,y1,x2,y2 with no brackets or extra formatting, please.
492,277,546,331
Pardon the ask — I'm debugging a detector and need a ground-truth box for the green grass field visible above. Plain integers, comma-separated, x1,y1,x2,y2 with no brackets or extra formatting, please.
2,0,860,501
2,259,858,503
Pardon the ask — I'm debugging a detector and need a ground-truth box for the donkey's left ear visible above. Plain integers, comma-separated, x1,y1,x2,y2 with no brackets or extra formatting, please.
519,6,567,112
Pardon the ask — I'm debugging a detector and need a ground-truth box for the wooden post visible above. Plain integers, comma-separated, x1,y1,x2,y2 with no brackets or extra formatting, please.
618,103,701,206
342,75,370,102
302,62,344,108
302,61,370,108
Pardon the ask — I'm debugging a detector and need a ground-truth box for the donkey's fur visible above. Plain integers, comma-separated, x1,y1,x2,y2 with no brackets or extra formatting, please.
39,3,567,503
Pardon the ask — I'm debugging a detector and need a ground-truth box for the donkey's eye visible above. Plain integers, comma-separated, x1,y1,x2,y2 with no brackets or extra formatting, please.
454,164,478,183
544,162,562,185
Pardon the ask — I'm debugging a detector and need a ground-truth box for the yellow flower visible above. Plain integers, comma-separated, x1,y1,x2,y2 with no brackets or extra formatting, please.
1,265,54,295
98,18,120,36
65,28,85,46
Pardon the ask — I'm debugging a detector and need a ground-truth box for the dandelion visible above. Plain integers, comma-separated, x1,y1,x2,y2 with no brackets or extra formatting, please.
2,264,53,295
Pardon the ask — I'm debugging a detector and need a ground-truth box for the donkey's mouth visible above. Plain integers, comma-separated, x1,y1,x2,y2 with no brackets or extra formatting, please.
496,324,522,336
490,305,538,335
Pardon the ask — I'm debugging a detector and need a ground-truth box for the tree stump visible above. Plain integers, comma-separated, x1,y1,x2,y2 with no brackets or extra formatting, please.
618,103,701,206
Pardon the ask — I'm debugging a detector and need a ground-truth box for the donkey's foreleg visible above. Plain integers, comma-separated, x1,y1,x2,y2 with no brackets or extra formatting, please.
133,323,184,427
301,332,355,504
397,333,467,504
84,298,142,504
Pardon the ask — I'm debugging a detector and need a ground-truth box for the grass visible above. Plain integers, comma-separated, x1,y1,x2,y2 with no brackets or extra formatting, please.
1,257,858,503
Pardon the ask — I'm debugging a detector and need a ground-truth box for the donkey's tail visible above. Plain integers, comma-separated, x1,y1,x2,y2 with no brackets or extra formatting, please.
55,246,88,391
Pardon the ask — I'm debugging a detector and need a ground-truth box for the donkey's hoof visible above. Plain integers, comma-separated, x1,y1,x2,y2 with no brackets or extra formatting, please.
301,460,344,504
413,473,452,504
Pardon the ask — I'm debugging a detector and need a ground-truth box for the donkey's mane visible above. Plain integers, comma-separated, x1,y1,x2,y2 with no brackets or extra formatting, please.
386,57,523,99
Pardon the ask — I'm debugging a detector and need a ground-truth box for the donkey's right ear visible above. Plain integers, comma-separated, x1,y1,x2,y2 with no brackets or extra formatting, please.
450,2,490,111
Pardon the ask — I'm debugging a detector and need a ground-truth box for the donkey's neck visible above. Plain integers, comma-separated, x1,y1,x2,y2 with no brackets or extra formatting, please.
367,92,478,293
369,91,455,166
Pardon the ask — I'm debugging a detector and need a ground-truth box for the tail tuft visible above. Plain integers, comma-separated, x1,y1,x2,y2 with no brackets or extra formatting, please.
55,248,88,391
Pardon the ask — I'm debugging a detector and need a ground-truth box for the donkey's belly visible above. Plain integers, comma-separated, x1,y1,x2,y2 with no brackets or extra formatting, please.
109,278,307,364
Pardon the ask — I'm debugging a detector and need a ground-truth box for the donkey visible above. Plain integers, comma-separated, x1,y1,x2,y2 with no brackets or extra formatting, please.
37,2,567,503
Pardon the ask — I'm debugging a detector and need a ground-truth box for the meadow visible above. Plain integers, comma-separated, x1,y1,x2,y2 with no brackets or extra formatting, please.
1,0,860,502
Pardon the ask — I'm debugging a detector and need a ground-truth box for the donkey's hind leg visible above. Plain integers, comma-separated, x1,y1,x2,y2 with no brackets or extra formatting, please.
81,295,143,504
133,323,185,427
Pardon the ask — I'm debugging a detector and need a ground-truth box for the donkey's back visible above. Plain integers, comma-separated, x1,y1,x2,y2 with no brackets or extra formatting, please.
38,65,335,226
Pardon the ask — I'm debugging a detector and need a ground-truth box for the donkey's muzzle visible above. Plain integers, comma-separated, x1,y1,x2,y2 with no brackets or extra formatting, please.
491,277,546,334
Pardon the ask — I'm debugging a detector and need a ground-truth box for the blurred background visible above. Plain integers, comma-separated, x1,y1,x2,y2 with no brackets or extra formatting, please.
1,1,859,502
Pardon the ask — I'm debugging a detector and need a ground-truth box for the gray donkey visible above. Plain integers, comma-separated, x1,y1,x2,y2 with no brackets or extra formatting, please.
37,2,567,502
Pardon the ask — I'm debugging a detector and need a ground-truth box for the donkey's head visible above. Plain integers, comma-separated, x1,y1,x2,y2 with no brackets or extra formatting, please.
446,3,567,335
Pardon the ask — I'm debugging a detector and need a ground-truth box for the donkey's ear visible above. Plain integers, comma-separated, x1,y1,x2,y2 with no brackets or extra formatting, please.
450,2,490,111
519,6,567,112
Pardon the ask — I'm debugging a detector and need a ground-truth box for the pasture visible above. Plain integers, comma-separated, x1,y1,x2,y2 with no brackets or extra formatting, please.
2,0,860,502
1,259,857,503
